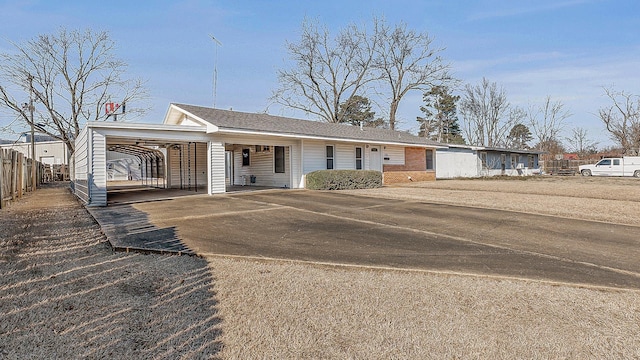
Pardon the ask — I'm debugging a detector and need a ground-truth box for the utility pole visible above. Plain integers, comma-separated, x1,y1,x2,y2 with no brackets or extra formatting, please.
209,34,222,108
27,75,36,191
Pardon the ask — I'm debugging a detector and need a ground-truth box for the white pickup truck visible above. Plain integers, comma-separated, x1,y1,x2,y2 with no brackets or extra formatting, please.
579,157,640,177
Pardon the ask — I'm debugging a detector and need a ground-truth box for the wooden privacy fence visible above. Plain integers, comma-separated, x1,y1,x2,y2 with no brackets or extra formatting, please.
0,148,46,209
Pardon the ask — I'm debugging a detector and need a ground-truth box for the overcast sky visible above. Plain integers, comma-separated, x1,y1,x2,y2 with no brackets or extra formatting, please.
1,0,639,147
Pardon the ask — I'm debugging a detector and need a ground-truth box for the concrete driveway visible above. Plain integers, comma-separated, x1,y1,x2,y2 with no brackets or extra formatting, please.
125,190,640,290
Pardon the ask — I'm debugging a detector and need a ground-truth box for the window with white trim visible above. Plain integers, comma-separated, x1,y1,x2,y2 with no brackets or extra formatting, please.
426,149,434,170
326,145,334,169
355,147,363,170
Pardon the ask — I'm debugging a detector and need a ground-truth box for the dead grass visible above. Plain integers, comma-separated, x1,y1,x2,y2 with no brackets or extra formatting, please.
2,178,640,359
209,257,640,359
344,176,640,226
0,184,222,359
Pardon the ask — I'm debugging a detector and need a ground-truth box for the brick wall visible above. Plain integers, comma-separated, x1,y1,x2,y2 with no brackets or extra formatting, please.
382,147,435,184
383,147,426,172
383,170,435,184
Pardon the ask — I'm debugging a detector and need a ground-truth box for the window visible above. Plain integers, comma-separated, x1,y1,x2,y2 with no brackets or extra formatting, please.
426,149,434,170
274,146,285,173
598,159,611,166
242,148,250,166
355,147,363,170
510,154,517,169
613,159,620,166
326,145,334,169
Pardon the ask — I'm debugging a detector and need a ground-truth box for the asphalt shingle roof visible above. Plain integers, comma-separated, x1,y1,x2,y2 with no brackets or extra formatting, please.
173,103,443,147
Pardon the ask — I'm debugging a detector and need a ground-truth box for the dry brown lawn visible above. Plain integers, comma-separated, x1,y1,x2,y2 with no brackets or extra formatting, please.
345,176,640,226
2,177,640,359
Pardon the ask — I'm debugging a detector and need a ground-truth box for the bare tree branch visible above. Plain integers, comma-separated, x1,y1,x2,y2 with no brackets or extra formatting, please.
373,17,452,130
597,87,640,154
0,28,148,154
528,96,571,152
271,18,376,123
459,78,524,147
565,127,599,156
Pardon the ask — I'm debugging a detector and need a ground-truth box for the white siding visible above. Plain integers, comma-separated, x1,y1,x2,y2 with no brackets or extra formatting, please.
303,140,328,173
383,146,405,165
166,143,207,189
436,148,480,178
181,118,202,126
336,144,355,170
73,127,89,203
89,130,107,206
232,145,290,187
210,141,225,194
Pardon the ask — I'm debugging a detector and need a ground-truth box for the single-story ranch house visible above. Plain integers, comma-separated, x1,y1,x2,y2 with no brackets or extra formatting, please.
72,103,444,206
436,144,542,179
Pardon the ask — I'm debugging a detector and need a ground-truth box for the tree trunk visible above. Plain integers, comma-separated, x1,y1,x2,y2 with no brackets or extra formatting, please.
389,99,399,130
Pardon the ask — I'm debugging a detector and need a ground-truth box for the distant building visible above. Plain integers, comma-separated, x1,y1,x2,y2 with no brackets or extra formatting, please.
0,140,70,181
436,144,542,178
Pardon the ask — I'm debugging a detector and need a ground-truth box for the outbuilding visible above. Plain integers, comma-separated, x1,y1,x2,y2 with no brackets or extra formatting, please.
72,103,444,206
436,144,542,178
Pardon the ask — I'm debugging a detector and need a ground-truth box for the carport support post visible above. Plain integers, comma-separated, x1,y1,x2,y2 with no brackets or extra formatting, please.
208,140,226,194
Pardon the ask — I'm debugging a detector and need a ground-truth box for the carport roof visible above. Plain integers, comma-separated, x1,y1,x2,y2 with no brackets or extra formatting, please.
166,103,445,148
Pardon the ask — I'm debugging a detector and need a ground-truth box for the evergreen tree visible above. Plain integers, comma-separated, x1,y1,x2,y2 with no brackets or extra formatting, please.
339,95,387,128
417,85,464,143
506,123,533,149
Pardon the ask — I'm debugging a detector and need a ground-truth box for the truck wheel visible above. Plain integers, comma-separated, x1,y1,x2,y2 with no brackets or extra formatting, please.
581,169,592,176
634,170,640,178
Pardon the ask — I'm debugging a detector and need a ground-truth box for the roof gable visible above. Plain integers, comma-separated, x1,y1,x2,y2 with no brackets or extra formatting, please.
168,103,443,147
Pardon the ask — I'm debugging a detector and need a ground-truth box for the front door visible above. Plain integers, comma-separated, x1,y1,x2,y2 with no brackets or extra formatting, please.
369,146,381,171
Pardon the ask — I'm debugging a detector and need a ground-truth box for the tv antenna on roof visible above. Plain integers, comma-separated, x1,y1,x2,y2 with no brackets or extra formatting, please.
209,34,223,108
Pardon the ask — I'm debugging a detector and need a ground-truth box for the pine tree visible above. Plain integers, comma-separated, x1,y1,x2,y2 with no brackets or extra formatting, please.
417,86,464,143
339,95,387,128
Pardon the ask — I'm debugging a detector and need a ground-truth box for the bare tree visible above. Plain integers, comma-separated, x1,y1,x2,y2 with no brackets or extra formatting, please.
459,78,525,147
527,96,571,152
0,28,147,154
272,18,376,124
598,87,640,155
373,18,451,130
565,127,598,157
273,17,452,130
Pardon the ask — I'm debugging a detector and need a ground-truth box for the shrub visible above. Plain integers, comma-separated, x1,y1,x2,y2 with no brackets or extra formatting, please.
306,170,382,190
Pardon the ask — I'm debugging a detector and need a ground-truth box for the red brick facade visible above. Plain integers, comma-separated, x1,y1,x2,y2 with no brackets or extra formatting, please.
382,147,435,184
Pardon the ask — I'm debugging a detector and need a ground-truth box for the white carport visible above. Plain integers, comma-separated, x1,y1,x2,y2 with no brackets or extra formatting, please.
72,122,215,206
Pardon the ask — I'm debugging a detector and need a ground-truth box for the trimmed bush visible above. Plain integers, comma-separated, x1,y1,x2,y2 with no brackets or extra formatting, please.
306,170,382,190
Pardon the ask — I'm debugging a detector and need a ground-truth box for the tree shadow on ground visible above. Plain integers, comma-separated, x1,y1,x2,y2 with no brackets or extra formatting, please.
0,184,223,359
